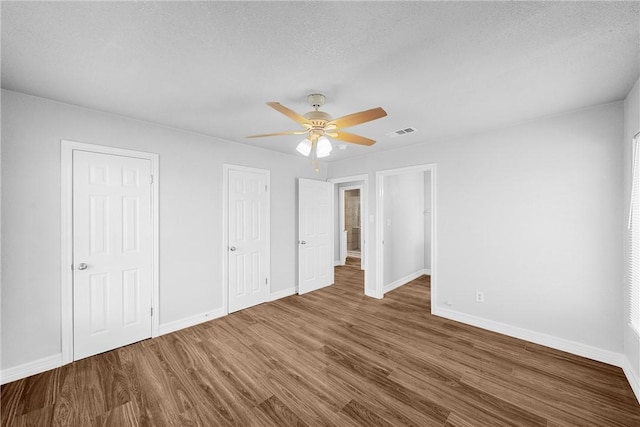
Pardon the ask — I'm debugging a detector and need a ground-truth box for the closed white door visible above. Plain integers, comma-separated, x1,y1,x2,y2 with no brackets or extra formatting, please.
298,178,334,294
73,150,152,360
227,168,270,313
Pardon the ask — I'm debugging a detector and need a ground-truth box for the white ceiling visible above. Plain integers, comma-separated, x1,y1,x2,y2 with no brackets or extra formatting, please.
2,1,639,161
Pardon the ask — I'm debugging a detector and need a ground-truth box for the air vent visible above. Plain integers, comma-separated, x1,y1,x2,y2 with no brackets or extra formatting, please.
387,127,417,138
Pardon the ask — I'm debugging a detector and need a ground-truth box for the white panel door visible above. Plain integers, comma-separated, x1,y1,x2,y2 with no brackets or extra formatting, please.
298,178,334,294
73,150,152,360
228,168,270,313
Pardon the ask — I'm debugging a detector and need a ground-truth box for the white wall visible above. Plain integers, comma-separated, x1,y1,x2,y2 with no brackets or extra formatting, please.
623,77,640,397
328,101,624,358
1,89,325,372
382,172,425,286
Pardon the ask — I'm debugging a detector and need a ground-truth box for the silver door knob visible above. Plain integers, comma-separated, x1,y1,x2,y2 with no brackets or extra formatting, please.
229,246,236,251
300,241,306,245
77,263,88,270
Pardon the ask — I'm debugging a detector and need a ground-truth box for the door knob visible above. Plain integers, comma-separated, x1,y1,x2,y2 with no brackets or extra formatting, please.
300,241,307,245
229,246,236,251
77,263,88,270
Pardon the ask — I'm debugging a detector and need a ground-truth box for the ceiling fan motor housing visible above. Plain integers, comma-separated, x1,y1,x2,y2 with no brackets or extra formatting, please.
307,93,326,108
303,110,332,122
304,95,332,134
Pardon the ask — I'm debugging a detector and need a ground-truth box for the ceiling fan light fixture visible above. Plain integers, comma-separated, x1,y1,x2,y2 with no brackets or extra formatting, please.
248,94,386,169
296,138,312,156
316,136,332,158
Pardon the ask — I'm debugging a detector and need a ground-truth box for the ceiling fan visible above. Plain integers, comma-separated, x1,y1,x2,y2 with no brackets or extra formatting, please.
247,94,387,171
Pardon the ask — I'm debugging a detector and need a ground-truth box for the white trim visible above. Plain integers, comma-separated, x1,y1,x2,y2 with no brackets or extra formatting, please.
339,187,347,266
222,164,271,314
328,174,370,291
270,287,297,301
0,354,63,385
334,259,342,266
621,357,640,404
383,269,429,294
375,164,437,302
328,174,369,183
433,306,625,368
158,308,226,336
60,140,160,365
364,288,383,299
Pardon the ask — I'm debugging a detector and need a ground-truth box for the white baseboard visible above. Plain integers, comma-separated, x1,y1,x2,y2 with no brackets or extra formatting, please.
621,356,640,404
365,288,383,299
2,308,228,384
432,306,624,368
383,269,429,294
159,307,226,336
334,260,343,266
1,353,63,385
434,305,640,403
270,287,296,301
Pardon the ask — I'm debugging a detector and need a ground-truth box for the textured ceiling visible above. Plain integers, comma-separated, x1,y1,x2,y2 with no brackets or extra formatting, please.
2,1,639,161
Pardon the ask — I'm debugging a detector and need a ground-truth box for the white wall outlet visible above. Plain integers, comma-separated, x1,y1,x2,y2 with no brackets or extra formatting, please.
475,291,485,303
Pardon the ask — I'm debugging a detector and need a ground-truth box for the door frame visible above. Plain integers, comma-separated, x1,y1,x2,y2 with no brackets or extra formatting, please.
60,140,160,365
375,164,436,301
328,174,370,294
222,164,271,314
338,184,364,268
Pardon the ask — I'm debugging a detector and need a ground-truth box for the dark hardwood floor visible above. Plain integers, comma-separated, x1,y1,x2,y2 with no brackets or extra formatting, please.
2,265,640,426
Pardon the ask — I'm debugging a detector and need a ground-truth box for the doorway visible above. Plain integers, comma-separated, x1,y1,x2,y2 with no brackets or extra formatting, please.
345,188,361,262
61,140,160,364
375,164,436,300
339,185,364,269
328,174,370,296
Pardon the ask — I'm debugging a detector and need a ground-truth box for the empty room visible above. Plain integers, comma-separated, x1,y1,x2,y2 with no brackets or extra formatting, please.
2,1,640,426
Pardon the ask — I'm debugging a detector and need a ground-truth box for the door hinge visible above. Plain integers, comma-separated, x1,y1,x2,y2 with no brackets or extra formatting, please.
151,307,153,317
265,277,268,285
150,174,154,184
265,184,268,192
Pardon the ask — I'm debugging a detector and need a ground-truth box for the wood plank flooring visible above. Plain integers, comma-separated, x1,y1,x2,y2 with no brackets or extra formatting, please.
3,265,640,426
345,256,360,268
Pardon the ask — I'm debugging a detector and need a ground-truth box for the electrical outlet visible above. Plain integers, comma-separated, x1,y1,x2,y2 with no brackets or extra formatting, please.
475,291,485,303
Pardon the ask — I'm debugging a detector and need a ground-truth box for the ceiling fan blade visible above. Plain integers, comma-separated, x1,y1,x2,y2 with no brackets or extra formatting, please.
267,102,310,126
246,130,309,138
328,107,387,129
331,131,376,146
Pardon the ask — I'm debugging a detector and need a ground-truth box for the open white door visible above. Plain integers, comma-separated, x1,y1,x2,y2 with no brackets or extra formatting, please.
227,166,270,313
298,178,333,294
73,150,153,360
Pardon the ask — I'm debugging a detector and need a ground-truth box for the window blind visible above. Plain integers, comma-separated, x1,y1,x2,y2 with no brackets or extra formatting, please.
629,132,640,334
